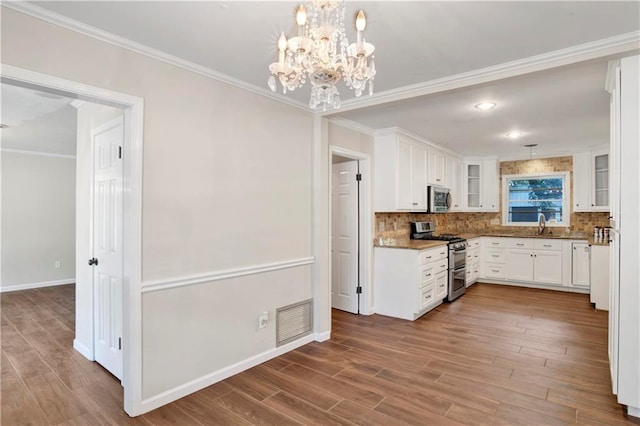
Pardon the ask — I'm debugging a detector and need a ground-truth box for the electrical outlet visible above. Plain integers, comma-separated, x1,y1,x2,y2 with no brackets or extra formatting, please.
258,312,269,329
54,261,61,269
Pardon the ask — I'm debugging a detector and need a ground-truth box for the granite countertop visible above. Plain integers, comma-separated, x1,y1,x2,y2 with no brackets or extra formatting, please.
375,231,608,250
374,238,448,250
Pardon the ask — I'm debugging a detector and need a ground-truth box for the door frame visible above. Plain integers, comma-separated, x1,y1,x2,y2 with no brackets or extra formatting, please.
1,64,144,416
329,146,373,315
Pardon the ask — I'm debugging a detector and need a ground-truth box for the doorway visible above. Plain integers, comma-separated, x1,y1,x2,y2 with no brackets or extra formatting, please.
1,65,144,416
329,146,372,316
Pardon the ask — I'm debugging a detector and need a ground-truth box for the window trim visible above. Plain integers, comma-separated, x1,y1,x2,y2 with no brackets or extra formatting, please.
501,172,571,227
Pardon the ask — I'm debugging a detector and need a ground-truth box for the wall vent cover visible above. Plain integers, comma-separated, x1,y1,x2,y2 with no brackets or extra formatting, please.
276,299,313,346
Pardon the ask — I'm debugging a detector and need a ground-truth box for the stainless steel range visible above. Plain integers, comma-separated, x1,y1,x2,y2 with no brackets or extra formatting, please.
410,221,467,301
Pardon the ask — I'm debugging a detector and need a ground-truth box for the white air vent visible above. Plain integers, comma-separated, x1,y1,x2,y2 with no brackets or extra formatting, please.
276,299,313,346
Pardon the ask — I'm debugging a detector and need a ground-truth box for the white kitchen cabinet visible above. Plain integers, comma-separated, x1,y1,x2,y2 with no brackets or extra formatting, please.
428,146,446,186
466,238,481,286
534,251,563,285
480,238,564,286
374,244,448,320
446,155,464,211
506,250,535,282
573,149,609,212
590,245,609,310
571,242,591,288
463,159,499,212
374,132,428,212
481,159,500,212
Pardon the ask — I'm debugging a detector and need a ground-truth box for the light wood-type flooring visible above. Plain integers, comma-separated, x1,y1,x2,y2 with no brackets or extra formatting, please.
2,283,638,425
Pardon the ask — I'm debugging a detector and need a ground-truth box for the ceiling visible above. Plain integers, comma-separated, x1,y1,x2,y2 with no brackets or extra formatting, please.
1,83,77,156
16,1,640,158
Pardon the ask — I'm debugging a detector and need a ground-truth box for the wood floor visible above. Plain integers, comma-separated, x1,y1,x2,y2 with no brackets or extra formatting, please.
2,283,638,425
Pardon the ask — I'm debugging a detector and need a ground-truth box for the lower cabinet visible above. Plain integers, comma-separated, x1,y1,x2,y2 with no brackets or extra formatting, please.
466,238,481,286
375,245,448,320
480,237,585,290
590,245,610,310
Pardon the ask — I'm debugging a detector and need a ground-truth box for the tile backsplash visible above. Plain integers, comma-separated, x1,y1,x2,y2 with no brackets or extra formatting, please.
375,156,610,240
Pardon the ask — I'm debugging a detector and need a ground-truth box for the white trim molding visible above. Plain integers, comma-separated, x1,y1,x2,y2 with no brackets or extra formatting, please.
139,334,314,415
2,1,308,112
326,31,640,114
73,338,94,361
0,278,75,293
328,118,375,136
1,148,76,159
141,257,315,293
314,331,331,342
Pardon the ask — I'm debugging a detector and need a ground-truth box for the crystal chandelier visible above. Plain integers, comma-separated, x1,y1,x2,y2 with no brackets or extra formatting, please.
268,1,376,111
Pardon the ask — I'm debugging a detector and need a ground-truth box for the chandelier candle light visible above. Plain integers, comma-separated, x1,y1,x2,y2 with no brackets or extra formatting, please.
268,0,376,111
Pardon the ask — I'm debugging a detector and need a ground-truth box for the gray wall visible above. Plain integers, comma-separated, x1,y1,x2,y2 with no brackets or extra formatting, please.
1,151,76,289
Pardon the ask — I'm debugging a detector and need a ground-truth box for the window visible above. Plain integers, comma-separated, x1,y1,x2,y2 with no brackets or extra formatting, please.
502,172,570,227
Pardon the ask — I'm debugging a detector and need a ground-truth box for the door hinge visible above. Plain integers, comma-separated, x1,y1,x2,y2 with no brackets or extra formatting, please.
118,146,122,159
356,173,362,181
118,337,122,350
356,286,362,294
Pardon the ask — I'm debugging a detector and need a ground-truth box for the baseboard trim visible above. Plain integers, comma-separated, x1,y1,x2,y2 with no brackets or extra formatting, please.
73,339,94,361
476,279,590,294
627,405,640,419
0,279,75,293
138,334,315,415
314,331,331,342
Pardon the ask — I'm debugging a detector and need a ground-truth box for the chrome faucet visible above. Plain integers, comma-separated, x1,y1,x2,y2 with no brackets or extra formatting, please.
538,213,546,235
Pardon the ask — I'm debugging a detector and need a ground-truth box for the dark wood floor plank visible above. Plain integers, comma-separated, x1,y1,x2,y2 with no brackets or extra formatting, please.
0,375,49,426
2,282,632,425
278,363,384,409
262,391,349,425
173,392,252,425
216,390,302,426
329,400,409,426
24,371,88,425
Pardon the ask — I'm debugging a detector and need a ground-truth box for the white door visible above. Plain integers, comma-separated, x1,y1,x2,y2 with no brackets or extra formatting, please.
331,161,359,314
92,116,124,380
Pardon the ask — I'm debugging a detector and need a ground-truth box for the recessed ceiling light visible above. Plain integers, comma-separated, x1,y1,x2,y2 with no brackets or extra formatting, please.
507,131,524,139
475,101,496,110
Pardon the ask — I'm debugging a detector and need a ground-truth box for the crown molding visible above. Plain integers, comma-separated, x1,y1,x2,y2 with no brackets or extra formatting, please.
70,99,86,109
3,1,309,112
327,118,375,136
327,31,640,115
1,148,76,159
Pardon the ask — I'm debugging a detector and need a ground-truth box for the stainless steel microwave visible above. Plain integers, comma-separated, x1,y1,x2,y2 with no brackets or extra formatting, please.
427,186,451,213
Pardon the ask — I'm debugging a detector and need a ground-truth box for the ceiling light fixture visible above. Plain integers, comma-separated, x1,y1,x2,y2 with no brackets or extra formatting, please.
475,101,496,110
523,143,538,159
506,131,524,139
268,1,376,111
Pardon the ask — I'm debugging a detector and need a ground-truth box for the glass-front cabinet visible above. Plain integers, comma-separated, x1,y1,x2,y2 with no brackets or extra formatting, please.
573,149,609,212
593,152,609,209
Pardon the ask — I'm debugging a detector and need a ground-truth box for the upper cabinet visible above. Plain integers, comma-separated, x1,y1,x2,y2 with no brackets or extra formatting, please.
375,132,428,212
446,154,464,211
463,159,499,212
427,147,446,186
573,149,609,212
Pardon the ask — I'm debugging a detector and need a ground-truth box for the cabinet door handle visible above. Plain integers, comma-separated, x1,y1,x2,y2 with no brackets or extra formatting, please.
412,202,418,206
491,254,499,258
491,242,499,245
426,256,432,259
543,244,552,248
441,264,446,268
492,269,499,273
530,254,533,257
516,243,524,246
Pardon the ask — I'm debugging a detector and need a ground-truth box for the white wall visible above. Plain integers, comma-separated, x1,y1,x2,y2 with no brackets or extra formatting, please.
1,151,76,290
74,102,124,357
1,6,313,407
